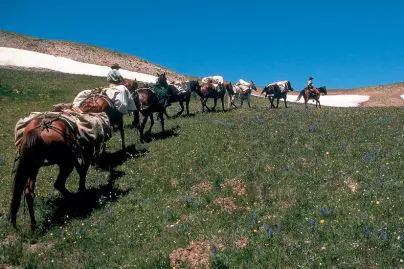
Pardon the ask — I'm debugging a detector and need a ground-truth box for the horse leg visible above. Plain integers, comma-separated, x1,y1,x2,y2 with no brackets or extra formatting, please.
221,96,225,111
318,98,321,108
276,98,280,108
159,111,165,132
139,114,148,143
284,96,288,108
247,95,251,108
163,108,170,119
75,159,90,193
240,97,244,108
133,110,140,129
147,114,154,133
25,167,39,230
201,98,205,112
54,161,74,197
212,98,217,111
177,101,184,116
118,115,125,149
185,98,190,116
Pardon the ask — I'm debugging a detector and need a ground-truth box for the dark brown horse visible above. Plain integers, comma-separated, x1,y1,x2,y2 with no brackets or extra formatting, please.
296,86,327,108
261,81,293,108
190,82,226,112
10,113,108,229
62,79,138,149
233,81,257,108
166,81,194,117
131,73,172,143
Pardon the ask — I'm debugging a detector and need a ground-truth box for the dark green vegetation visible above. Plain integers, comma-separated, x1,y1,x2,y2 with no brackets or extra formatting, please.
0,69,403,268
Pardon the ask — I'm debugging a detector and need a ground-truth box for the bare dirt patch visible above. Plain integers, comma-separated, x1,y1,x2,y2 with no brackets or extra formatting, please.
169,241,212,269
191,182,212,196
235,237,248,250
0,235,18,247
212,197,238,213
344,176,359,193
221,179,246,196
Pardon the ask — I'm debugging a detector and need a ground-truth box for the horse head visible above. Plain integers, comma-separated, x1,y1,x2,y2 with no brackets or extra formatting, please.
318,86,327,95
156,73,169,88
123,79,138,94
187,80,200,92
250,80,258,91
261,86,270,96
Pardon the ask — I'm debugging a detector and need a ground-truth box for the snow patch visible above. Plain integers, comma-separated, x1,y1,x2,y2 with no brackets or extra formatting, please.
0,47,157,83
253,93,370,107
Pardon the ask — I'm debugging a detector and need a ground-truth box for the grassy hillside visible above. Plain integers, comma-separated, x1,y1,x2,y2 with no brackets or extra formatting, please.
0,69,403,268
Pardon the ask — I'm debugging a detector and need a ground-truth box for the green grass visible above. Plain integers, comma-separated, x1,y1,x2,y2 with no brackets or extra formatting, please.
0,68,403,268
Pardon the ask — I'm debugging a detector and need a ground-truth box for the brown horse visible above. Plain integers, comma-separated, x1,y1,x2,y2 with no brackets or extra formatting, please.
296,86,327,108
131,73,172,143
10,113,108,229
233,81,257,108
64,79,138,149
261,81,294,108
166,81,195,117
190,82,226,112
223,81,237,109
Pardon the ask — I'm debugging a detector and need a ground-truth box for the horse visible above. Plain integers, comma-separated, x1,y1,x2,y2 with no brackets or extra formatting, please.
233,80,257,108
296,86,327,108
223,81,237,109
261,81,294,108
66,79,138,149
10,111,111,230
166,80,195,117
131,73,173,143
190,81,227,112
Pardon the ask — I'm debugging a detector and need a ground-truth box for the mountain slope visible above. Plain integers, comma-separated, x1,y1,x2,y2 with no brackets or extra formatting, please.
0,30,189,81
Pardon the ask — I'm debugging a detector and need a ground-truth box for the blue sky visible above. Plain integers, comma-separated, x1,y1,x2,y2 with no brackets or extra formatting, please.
2,0,404,89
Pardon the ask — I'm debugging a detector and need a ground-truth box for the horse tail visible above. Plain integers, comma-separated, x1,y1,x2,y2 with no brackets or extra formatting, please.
296,91,303,101
9,128,42,227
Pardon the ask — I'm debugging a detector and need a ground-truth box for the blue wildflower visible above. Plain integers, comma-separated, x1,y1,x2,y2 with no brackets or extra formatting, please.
308,219,316,226
308,124,317,132
211,246,217,257
363,226,371,237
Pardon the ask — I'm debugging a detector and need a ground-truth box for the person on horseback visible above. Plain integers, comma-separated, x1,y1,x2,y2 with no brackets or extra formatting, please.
307,76,314,91
107,63,124,86
106,63,137,113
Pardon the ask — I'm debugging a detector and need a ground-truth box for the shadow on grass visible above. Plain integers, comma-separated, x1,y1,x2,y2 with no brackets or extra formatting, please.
40,169,131,234
97,144,148,171
39,146,147,234
143,126,180,143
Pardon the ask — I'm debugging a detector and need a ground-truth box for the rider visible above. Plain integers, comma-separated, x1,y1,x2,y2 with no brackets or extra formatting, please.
307,77,314,91
106,63,137,114
107,63,125,86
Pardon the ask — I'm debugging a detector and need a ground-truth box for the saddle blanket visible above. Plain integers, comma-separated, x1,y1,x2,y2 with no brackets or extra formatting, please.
73,85,136,114
237,79,251,87
233,84,251,94
266,81,291,92
15,110,112,147
201,75,224,85
171,83,187,93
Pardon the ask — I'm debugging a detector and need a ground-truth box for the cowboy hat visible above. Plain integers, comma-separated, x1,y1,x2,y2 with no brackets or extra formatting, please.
110,63,121,69
308,76,314,80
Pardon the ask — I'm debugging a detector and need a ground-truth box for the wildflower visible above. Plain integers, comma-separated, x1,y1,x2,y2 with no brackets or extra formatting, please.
375,200,380,205
211,246,217,257
308,124,317,132
308,219,316,226
320,219,325,224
